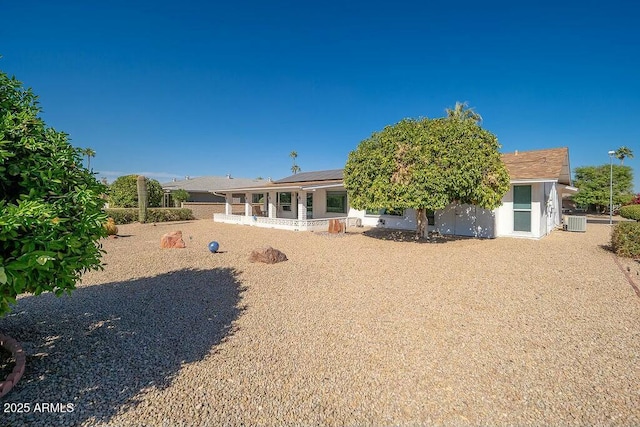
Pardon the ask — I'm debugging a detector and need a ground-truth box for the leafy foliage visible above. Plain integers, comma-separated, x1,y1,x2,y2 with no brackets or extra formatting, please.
573,165,634,212
105,208,194,224
614,146,633,165
344,115,510,238
107,175,163,208
0,70,107,316
611,222,640,258
619,205,640,221
171,189,189,206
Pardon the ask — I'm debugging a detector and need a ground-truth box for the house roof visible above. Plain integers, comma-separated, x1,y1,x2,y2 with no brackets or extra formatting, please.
161,176,265,192
275,169,343,183
501,147,571,185
209,148,572,193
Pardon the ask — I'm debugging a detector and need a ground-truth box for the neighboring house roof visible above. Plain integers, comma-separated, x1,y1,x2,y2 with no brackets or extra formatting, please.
501,147,571,185
161,176,265,192
275,169,343,183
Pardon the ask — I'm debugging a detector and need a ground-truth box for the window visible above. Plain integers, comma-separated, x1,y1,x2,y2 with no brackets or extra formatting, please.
326,191,347,214
365,207,404,216
427,209,435,226
252,193,264,204
513,185,532,232
278,192,292,211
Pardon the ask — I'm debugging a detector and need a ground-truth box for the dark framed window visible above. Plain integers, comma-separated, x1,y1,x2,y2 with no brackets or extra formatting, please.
279,192,292,211
427,209,435,226
252,193,264,204
365,207,404,216
513,185,532,232
326,191,347,214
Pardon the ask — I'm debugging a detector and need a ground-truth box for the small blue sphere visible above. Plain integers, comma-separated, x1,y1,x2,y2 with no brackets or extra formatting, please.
208,241,219,253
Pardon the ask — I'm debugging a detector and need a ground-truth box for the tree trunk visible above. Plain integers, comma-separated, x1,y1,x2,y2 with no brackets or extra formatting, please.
415,208,427,240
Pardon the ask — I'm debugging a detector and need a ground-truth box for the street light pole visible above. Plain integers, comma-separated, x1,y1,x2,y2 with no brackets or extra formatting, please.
608,150,615,225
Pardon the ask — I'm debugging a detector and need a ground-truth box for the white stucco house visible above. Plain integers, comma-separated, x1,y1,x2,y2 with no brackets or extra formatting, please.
213,147,577,239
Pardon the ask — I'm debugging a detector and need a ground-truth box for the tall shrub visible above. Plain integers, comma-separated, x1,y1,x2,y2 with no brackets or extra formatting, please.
619,205,640,221
108,175,163,207
0,70,107,316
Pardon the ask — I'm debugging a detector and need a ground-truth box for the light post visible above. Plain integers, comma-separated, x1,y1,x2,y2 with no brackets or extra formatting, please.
608,150,615,225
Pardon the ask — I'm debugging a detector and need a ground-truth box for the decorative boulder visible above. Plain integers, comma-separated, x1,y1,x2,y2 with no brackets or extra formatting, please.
160,231,186,248
328,219,344,234
249,246,288,264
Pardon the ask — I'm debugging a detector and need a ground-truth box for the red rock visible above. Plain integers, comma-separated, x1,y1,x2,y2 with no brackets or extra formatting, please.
249,246,288,264
328,219,344,234
160,231,186,248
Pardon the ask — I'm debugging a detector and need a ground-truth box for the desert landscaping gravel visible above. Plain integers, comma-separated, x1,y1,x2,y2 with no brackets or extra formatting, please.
1,219,639,426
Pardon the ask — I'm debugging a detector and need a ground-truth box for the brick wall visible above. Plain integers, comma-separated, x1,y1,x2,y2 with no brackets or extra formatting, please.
182,202,246,219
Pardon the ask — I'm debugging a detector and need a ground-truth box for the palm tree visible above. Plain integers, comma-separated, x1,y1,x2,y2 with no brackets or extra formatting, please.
445,101,482,124
82,148,96,170
289,151,301,174
615,146,634,165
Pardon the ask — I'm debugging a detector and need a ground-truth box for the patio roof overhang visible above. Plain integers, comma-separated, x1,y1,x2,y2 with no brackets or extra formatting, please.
209,179,344,194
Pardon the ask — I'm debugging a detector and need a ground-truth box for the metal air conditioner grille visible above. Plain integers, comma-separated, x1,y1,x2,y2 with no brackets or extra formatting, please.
566,215,587,232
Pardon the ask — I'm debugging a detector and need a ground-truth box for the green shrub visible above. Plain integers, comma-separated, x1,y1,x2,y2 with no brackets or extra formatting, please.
619,205,640,221
147,208,194,222
0,70,107,316
107,175,163,208
105,208,194,224
105,209,139,224
611,222,640,258
172,189,190,206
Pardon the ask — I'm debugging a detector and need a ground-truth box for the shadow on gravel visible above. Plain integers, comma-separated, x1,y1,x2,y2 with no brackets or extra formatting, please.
0,268,244,427
362,228,478,244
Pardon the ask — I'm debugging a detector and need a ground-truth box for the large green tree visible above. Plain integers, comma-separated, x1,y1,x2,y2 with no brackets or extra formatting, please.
108,175,163,208
573,165,634,212
344,114,510,238
0,70,107,316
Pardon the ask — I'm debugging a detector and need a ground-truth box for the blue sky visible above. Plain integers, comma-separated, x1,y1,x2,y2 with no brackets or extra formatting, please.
2,1,638,189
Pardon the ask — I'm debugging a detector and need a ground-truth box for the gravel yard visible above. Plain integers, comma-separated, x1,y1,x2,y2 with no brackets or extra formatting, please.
1,220,639,426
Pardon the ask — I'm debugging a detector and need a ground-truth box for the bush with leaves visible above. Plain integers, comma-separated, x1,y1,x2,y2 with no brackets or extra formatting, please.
172,189,190,207
108,175,163,208
0,70,107,316
105,208,194,224
619,205,640,221
611,222,640,258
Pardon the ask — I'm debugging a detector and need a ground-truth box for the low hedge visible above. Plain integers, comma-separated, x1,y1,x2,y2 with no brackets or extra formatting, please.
611,222,640,258
619,205,640,221
105,208,194,225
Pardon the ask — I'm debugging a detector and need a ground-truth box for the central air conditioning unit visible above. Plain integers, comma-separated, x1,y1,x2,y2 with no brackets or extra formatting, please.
563,215,587,232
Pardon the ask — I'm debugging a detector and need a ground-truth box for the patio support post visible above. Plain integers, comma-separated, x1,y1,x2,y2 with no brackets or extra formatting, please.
245,193,252,217
224,193,232,215
297,191,307,220
268,191,276,218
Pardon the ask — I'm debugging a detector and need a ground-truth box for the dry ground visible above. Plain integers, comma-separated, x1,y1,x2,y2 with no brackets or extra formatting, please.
1,219,639,426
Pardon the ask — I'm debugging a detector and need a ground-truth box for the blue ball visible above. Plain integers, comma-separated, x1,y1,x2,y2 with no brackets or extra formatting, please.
208,241,219,253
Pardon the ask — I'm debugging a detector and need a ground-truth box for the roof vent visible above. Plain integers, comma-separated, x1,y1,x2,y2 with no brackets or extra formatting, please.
515,150,518,156
173,178,177,182
185,176,190,180
267,177,272,182
226,173,231,179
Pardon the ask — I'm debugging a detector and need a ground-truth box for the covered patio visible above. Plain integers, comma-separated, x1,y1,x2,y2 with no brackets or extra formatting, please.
212,170,358,231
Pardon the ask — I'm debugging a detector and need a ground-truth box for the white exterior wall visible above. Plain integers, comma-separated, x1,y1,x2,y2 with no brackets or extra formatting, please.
495,182,546,239
436,204,496,238
349,208,418,230
313,190,349,218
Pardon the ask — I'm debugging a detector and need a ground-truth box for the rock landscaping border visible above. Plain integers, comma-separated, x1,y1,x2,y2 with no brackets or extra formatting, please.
0,333,26,398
